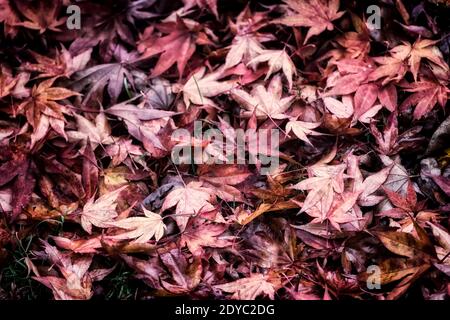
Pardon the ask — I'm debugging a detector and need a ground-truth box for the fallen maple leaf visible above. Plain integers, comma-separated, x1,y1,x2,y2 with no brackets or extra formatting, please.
0,0,20,37
286,120,323,146
182,0,218,18
106,102,176,121
370,113,399,155
358,258,430,295
399,79,448,120
368,56,408,85
154,248,203,294
52,235,102,254
0,146,35,219
347,154,393,207
181,210,232,256
231,74,294,119
30,242,113,300
381,181,418,218
427,222,450,261
105,138,144,167
67,112,114,151
224,5,273,70
0,65,29,99
14,77,78,148
406,39,449,81
81,141,99,200
198,164,251,203
2,0,450,302
370,39,449,83
301,190,361,231
374,230,435,259
81,186,127,234
181,67,236,108
22,48,92,79
14,0,65,33
352,83,382,123
323,96,354,118
248,49,296,89
292,163,346,216
108,206,166,243
105,101,176,153
138,18,211,78
214,273,281,300
323,59,374,97
430,175,450,196
161,181,215,231
224,35,265,70
71,46,138,104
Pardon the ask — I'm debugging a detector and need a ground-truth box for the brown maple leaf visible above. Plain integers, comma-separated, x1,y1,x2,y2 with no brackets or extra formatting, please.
22,48,92,79
182,0,218,18
14,0,65,33
358,257,430,300
374,227,435,260
274,0,345,43
161,181,216,231
14,77,78,148
71,45,138,104
370,39,449,83
66,112,115,151
0,0,20,37
68,1,157,59
323,58,374,97
334,14,370,59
